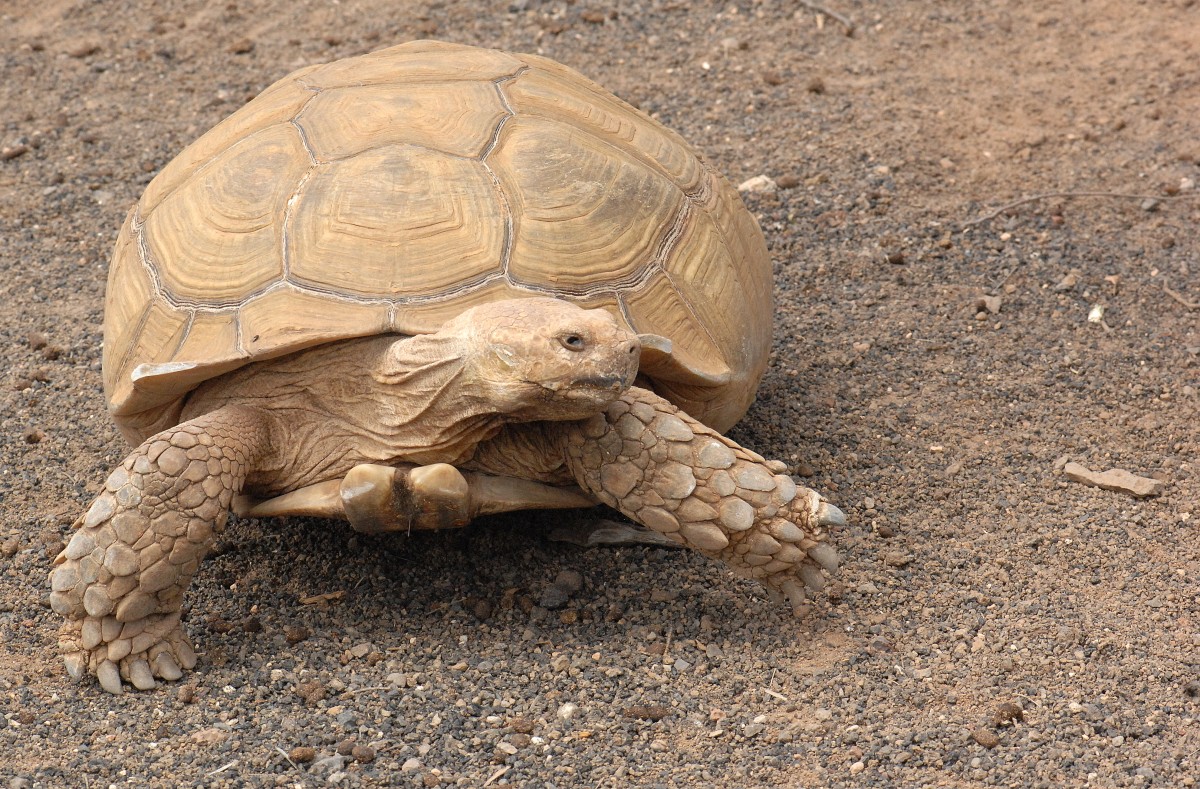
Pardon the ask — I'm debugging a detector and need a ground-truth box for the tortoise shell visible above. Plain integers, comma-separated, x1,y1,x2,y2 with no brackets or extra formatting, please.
103,40,773,445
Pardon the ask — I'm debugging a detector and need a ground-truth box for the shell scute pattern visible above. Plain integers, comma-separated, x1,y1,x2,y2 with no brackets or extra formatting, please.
104,41,771,443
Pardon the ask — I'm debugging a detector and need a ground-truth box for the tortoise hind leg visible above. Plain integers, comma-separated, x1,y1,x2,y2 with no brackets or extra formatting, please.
49,405,270,693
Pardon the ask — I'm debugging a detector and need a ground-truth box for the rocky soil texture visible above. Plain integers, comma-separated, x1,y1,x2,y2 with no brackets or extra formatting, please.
1,0,1197,786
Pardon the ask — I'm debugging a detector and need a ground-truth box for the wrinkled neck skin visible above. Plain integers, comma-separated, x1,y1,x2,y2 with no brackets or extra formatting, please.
181,334,513,496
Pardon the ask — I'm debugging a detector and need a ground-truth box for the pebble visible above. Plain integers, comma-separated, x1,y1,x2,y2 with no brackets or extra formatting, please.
992,702,1024,726
553,569,584,595
1062,462,1165,497
289,746,316,762
971,728,1000,748
64,39,101,58
557,702,580,721
539,584,570,610
738,175,778,194
401,758,422,773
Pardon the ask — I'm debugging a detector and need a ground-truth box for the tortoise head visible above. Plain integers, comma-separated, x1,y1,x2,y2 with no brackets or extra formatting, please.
440,297,641,421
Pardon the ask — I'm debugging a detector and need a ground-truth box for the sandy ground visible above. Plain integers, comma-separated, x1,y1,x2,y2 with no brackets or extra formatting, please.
1,0,1198,786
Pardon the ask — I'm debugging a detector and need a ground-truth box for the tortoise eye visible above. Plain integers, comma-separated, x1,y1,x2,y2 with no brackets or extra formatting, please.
560,334,586,351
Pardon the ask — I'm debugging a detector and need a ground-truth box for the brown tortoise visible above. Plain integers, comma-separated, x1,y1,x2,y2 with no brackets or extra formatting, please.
49,40,843,693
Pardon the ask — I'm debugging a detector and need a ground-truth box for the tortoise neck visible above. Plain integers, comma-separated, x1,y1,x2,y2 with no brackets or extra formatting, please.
367,332,507,464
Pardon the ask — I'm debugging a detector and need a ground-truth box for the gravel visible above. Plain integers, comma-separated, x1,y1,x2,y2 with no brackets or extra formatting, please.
1,0,1198,786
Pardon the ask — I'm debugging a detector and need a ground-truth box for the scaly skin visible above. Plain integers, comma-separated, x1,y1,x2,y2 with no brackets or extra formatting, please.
49,406,267,694
562,387,841,612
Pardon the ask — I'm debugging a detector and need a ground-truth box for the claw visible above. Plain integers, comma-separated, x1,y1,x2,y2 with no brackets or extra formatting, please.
807,542,840,573
154,652,182,681
779,579,809,614
129,659,156,690
798,563,826,592
815,501,846,527
97,660,123,694
175,638,197,670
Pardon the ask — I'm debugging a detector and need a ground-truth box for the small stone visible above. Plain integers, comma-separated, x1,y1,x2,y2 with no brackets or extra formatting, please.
1,144,29,161
191,727,228,745
971,728,1000,748
64,39,101,58
1053,270,1080,291
471,598,494,620
737,175,777,194
992,702,1025,726
1062,462,1164,497
849,761,865,775
228,38,255,54
284,625,310,644
777,174,800,189
556,702,580,721
508,716,536,734
539,585,569,610
806,76,826,94
289,746,316,763
553,569,584,595
883,551,913,568
351,745,375,763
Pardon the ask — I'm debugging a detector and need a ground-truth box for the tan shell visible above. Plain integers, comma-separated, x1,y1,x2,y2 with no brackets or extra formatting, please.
104,40,773,444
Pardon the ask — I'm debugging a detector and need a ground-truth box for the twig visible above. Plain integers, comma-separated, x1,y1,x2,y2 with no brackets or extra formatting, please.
348,685,393,695
1163,281,1200,310
275,746,299,771
961,191,1200,228
761,687,790,702
483,765,511,787
204,760,239,778
798,1,856,35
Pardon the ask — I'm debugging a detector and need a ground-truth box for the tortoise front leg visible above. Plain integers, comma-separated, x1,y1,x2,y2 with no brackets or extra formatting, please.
561,387,844,613
49,406,270,693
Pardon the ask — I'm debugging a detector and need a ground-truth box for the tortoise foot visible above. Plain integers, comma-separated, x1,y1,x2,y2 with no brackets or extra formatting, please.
565,387,844,615
59,611,197,694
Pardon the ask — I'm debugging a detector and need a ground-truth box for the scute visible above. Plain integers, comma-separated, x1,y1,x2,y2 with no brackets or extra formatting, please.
494,116,684,292
297,39,524,89
146,123,309,303
297,81,508,161
139,76,315,216
504,66,705,195
107,40,772,442
288,147,503,298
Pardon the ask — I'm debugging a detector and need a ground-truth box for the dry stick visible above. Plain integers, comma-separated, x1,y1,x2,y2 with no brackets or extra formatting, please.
798,0,856,35
275,747,299,772
1163,281,1200,311
961,191,1200,229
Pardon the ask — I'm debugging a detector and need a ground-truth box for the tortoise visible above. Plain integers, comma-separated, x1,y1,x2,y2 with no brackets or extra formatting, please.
49,40,844,694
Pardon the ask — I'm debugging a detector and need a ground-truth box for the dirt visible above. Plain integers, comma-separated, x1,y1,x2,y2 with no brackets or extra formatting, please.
1,0,1198,786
